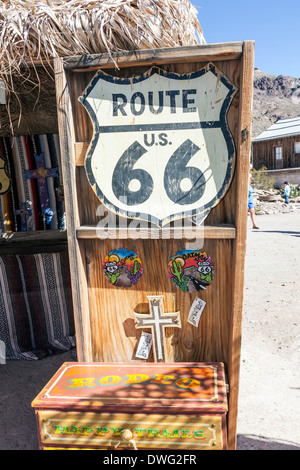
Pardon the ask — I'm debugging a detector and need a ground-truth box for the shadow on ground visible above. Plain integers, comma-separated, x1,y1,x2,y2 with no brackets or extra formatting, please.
252,230,300,237
237,434,300,450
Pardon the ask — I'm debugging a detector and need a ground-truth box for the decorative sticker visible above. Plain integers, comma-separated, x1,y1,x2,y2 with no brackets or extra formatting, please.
103,249,143,288
168,249,214,293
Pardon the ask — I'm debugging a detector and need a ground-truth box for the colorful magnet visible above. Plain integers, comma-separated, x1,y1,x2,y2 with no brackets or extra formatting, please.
168,249,214,293
103,249,143,288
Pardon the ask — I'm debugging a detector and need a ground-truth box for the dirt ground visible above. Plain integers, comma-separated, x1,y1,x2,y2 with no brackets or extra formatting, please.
0,211,299,451
237,210,300,450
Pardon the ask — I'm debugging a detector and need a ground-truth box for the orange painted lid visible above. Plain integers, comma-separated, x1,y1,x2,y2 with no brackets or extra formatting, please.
32,362,227,414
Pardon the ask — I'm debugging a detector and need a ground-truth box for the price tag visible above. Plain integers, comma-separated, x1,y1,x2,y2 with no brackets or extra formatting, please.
135,332,152,360
79,63,236,227
188,297,206,328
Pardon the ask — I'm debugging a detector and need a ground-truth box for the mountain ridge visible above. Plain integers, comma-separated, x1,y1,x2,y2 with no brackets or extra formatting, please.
252,68,300,138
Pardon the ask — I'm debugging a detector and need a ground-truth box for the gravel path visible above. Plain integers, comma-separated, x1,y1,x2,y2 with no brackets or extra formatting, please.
237,211,300,450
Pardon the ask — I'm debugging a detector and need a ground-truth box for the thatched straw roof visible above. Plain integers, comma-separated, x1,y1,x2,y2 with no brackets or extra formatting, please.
0,0,204,74
0,0,205,135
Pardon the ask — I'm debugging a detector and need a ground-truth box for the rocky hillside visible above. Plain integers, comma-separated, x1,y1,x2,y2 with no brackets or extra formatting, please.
252,69,300,138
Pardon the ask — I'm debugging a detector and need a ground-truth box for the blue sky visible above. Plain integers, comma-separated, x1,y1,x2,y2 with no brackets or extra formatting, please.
194,0,300,78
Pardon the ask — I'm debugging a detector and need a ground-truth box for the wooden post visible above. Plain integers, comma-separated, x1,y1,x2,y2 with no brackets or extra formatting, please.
54,58,93,361
227,41,255,450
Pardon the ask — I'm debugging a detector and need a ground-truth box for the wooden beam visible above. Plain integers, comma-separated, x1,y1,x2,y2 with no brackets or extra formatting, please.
227,40,255,450
63,43,243,71
0,229,67,254
76,224,236,240
0,229,67,244
13,42,242,71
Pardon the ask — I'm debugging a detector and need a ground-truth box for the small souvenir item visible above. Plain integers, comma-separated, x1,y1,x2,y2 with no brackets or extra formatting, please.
188,297,206,328
103,248,143,288
135,332,153,360
168,249,214,294
134,296,181,362
15,202,32,231
24,152,58,215
0,154,11,195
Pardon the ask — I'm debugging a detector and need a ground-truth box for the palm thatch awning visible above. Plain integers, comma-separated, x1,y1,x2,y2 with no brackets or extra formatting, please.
0,0,205,135
0,0,204,74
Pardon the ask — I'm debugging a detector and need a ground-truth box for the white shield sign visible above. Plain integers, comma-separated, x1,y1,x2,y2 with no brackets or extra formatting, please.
79,63,237,227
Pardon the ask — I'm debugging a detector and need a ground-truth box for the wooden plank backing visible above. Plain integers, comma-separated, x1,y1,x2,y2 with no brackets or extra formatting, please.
81,237,233,364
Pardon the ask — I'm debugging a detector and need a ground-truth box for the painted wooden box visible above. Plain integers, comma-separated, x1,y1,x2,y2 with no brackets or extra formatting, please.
32,362,227,450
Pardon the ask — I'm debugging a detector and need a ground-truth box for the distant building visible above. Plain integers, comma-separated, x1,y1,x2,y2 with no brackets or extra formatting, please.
252,116,300,170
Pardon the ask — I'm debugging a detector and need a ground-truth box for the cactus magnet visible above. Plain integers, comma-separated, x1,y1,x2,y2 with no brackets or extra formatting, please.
168,249,214,293
103,249,143,288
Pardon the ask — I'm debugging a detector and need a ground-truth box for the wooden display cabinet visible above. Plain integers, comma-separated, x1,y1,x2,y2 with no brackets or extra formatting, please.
47,41,255,450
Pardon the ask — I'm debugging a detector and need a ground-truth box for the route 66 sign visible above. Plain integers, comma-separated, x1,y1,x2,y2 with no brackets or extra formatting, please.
79,63,237,227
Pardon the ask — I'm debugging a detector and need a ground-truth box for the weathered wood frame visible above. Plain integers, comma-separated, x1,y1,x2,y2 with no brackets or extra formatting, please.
54,41,254,450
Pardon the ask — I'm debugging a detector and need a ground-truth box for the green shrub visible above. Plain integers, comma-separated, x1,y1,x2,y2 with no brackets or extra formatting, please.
251,167,275,190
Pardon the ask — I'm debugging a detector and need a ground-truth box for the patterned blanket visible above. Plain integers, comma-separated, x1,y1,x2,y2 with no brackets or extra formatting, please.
0,252,75,360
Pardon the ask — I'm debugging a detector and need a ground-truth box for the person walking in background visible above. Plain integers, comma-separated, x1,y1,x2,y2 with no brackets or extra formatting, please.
248,174,259,229
283,181,290,204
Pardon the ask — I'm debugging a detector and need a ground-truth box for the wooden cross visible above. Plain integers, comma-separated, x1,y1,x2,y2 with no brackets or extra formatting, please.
24,152,58,214
134,295,181,362
15,202,32,231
